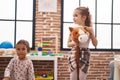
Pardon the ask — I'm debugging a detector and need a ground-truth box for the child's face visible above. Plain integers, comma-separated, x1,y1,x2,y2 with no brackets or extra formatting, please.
73,10,86,25
16,43,28,60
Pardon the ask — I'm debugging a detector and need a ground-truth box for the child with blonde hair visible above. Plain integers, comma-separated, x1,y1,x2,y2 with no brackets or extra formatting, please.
67,7,98,80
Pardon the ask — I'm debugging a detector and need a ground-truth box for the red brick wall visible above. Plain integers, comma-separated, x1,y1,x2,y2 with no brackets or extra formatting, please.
35,0,120,80
0,0,120,80
0,57,11,79
57,52,115,80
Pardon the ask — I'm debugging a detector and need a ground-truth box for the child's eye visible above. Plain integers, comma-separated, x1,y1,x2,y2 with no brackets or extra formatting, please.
17,48,20,50
75,14,78,17
73,14,78,17
22,48,26,50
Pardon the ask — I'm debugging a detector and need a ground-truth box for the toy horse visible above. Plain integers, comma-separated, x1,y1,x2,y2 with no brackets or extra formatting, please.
69,26,87,80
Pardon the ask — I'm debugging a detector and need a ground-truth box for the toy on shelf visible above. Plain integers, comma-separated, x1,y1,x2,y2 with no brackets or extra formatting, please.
0,41,16,55
37,43,42,56
35,71,53,80
41,35,58,56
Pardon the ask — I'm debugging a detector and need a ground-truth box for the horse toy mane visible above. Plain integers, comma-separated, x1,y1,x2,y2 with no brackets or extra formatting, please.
69,26,87,80
69,27,80,43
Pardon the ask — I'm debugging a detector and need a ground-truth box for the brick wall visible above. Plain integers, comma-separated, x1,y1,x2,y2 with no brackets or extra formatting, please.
0,57,11,79
0,0,120,80
57,52,115,80
35,0,120,80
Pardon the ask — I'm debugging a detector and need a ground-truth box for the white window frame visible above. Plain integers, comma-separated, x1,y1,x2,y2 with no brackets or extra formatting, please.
0,0,36,49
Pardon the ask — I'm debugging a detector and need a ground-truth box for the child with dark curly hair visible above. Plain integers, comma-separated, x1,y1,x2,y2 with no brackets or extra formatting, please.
3,39,35,80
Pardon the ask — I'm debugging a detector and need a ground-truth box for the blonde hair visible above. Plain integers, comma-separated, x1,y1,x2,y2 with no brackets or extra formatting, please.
75,7,92,27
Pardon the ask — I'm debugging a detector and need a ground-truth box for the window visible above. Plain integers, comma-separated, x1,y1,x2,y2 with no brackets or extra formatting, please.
0,0,36,49
61,0,120,51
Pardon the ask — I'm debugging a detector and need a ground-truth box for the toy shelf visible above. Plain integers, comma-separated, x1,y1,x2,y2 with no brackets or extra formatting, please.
0,55,61,80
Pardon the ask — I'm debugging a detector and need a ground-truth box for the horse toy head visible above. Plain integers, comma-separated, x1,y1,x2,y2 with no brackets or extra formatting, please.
69,26,89,44
69,27,80,43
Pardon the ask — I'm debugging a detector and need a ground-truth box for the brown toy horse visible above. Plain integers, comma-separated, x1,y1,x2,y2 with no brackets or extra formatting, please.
69,26,87,80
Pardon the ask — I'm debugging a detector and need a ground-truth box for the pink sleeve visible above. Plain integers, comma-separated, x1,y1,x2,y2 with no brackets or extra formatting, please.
28,61,35,80
4,58,14,78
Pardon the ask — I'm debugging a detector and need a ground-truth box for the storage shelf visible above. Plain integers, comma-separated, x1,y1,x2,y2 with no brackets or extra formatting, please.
0,55,63,80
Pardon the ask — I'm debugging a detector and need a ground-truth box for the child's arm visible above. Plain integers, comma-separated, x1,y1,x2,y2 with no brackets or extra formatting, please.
85,26,98,47
90,30,98,47
3,58,14,80
28,61,35,80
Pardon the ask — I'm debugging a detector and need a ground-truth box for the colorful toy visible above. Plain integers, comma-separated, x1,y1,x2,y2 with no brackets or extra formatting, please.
41,35,58,56
42,74,47,78
69,26,89,43
0,41,13,48
0,41,16,55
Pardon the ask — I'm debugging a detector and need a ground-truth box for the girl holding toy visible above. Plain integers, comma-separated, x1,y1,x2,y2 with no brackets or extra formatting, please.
67,7,98,80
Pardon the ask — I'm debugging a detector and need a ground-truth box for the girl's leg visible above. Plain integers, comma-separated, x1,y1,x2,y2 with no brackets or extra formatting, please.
70,69,87,80
79,69,87,80
70,69,77,80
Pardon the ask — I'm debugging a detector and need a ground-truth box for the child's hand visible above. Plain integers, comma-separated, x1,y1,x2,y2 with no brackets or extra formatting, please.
84,26,93,35
2,78,10,80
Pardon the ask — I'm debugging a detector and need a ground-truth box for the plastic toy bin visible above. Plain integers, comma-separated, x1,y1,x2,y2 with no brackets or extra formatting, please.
35,76,53,80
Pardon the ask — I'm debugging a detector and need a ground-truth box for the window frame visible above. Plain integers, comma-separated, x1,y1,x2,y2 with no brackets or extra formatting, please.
0,0,36,50
60,0,120,51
